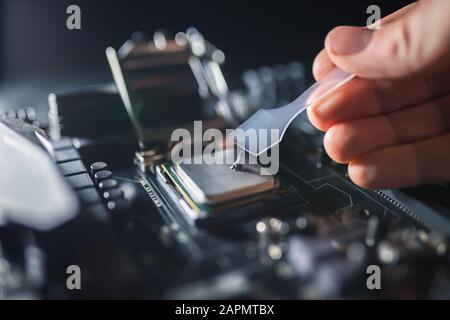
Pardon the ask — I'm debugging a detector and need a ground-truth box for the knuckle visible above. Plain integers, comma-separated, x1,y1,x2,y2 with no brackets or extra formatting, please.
377,20,418,75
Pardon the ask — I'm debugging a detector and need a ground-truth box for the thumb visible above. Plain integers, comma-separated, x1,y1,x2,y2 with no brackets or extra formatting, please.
324,0,450,79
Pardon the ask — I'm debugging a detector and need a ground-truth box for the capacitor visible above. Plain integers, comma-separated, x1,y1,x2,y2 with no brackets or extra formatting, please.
90,162,108,176
94,170,112,184
256,217,289,261
17,108,27,121
103,188,124,200
98,179,119,191
25,107,37,122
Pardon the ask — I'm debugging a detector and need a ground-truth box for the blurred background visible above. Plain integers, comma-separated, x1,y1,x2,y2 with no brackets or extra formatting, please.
0,0,412,111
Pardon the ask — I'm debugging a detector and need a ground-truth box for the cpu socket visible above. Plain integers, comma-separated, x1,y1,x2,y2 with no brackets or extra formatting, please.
156,149,280,218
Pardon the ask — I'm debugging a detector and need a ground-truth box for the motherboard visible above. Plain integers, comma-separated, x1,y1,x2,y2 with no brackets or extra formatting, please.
1,28,450,300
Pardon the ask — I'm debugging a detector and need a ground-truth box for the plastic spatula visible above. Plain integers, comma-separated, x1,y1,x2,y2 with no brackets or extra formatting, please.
230,67,355,156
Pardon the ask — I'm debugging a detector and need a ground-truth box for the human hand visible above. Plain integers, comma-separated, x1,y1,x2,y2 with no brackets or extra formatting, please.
307,0,450,189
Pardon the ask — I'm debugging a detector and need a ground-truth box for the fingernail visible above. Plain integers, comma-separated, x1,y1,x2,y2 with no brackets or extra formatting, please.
312,58,321,80
326,27,373,55
312,58,327,81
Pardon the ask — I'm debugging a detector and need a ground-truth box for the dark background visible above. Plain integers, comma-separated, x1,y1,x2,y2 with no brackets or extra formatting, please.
0,0,413,111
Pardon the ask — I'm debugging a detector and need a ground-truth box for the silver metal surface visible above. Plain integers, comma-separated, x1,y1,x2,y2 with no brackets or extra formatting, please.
175,149,277,204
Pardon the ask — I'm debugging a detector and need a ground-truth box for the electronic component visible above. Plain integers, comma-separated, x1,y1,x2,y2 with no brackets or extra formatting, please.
94,170,112,184
174,149,278,205
153,147,312,228
2,27,450,301
90,161,108,175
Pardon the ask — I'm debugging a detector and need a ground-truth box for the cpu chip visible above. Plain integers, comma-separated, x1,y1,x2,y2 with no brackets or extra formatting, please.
173,149,278,205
